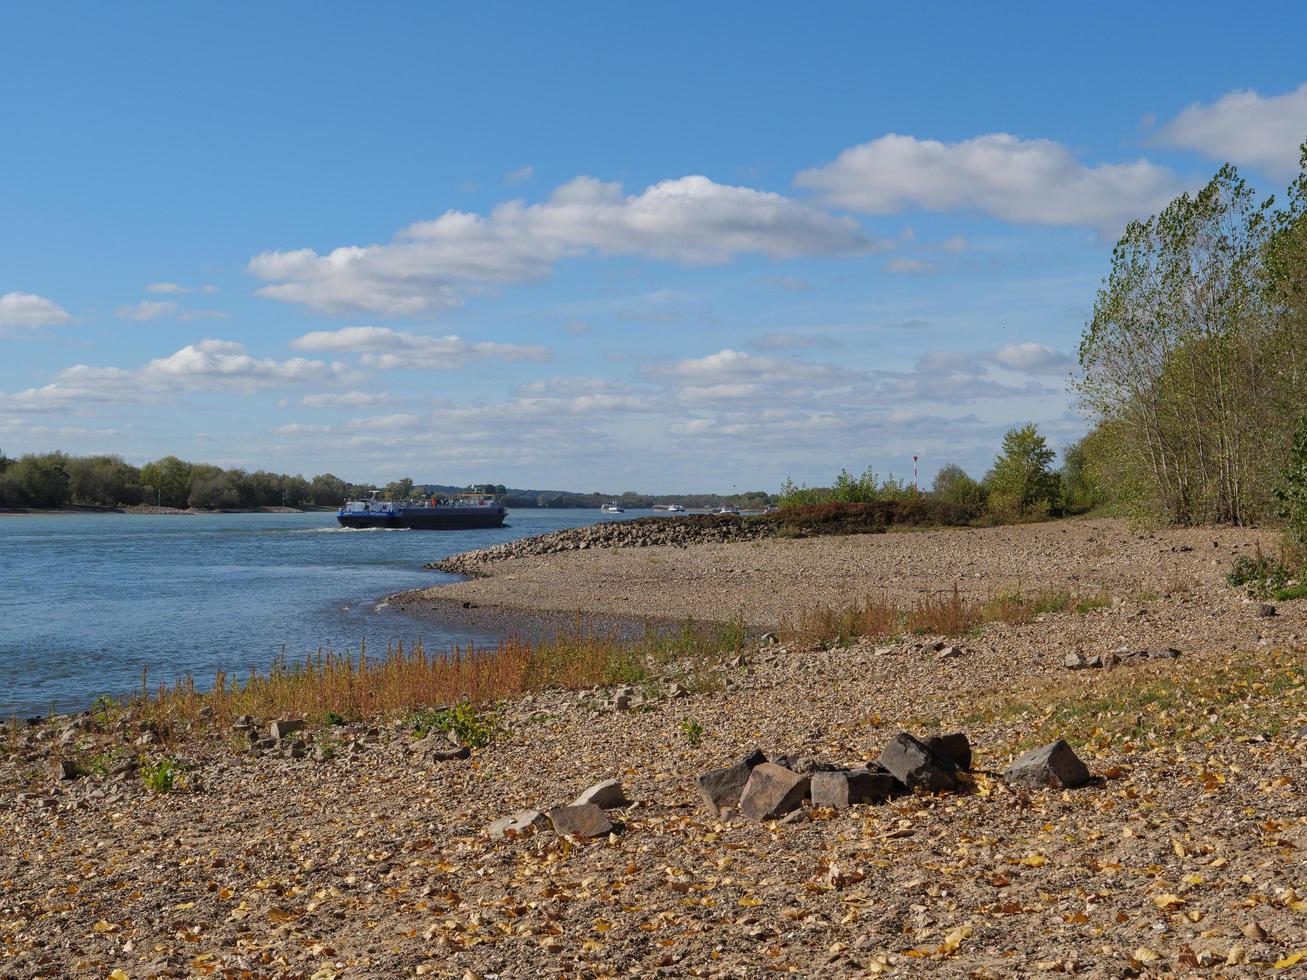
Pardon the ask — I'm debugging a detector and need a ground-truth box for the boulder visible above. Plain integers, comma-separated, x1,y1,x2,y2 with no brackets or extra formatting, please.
810,768,897,809
877,732,960,793
1003,740,1091,790
1257,603,1277,618
924,732,973,771
738,763,810,821
428,745,471,763
485,809,549,839
572,779,627,809
270,719,305,740
547,804,613,838
1064,653,1086,669
695,748,767,815
56,759,81,781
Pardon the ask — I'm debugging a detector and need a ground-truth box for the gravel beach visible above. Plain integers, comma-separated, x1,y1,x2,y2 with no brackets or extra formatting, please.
3,518,1304,978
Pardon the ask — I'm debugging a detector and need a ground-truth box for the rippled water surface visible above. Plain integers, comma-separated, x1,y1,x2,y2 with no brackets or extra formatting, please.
0,508,642,714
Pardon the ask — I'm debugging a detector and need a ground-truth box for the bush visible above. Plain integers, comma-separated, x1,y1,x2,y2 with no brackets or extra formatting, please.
407,699,502,748
1275,414,1307,551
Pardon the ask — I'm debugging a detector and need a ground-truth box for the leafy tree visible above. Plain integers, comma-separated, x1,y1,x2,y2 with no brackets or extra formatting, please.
1275,414,1307,551
139,456,193,508
986,424,1060,519
932,463,985,514
383,477,415,501
8,453,71,508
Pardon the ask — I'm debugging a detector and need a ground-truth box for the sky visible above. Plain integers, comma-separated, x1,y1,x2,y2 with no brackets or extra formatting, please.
3,2,1307,493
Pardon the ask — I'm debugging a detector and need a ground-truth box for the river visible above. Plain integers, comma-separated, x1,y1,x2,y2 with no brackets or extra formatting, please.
0,508,644,715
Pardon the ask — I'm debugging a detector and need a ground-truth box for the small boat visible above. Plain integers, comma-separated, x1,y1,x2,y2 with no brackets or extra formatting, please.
599,502,624,513
653,503,686,513
714,504,740,515
338,490,506,530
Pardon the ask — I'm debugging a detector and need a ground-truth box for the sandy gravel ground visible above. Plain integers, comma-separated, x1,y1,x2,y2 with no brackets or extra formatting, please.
2,519,1304,978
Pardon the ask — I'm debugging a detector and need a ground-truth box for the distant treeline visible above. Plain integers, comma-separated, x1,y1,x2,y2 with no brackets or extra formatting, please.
0,451,775,512
0,452,377,510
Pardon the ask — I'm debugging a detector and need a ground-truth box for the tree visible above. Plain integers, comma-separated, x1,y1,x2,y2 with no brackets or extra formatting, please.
383,478,415,501
986,424,1060,519
8,453,71,508
932,463,985,514
139,456,193,508
1276,414,1307,551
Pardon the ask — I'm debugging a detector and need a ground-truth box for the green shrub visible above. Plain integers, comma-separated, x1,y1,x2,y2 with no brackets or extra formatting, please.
406,699,501,749
1275,414,1307,550
141,756,184,793
679,716,704,747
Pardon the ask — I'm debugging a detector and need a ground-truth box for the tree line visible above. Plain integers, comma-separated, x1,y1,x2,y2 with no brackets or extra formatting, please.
0,452,374,510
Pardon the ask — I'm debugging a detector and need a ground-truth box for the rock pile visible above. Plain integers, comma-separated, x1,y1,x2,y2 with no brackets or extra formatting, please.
694,732,1093,822
485,779,629,840
428,515,771,576
1064,646,1182,670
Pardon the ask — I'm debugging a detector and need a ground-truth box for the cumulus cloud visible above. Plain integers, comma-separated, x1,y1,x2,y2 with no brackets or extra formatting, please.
886,257,935,275
0,292,73,330
248,175,869,316
301,390,395,408
291,326,549,369
0,339,344,413
1154,83,1307,178
116,299,179,321
796,133,1184,232
991,341,1072,374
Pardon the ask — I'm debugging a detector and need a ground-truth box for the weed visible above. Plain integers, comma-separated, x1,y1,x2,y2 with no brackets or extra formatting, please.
680,716,704,747
323,710,347,727
1074,593,1113,614
140,756,184,793
407,699,502,748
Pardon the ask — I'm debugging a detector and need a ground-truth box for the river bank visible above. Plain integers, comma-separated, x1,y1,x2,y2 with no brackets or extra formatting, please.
2,518,1304,976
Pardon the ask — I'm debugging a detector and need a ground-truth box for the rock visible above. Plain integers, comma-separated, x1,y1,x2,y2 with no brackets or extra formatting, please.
547,804,613,838
935,645,963,661
665,682,689,699
429,746,471,762
1064,653,1086,669
695,748,767,815
874,645,894,657
270,719,305,740
760,632,779,646
1257,603,1277,617
232,714,254,731
779,808,810,825
771,755,841,775
572,779,628,809
738,763,810,821
877,732,960,793
924,733,972,771
56,759,81,780
485,809,549,839
1003,740,1091,790
1148,647,1181,660
810,768,897,809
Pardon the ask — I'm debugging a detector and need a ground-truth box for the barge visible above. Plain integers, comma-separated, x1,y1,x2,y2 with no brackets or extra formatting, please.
337,491,506,530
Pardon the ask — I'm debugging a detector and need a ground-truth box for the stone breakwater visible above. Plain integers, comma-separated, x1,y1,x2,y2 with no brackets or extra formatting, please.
427,514,772,577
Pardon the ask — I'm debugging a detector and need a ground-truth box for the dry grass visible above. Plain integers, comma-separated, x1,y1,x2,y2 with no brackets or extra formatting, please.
779,584,1085,647
130,619,744,729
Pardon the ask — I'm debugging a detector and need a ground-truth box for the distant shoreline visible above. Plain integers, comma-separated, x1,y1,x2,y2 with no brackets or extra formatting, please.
0,505,337,517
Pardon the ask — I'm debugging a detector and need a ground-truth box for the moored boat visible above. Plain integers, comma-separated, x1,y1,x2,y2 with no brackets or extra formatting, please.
599,502,624,513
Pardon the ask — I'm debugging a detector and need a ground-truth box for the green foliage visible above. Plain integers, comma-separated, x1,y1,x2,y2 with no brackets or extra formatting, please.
985,423,1061,520
323,710,346,727
89,695,121,726
679,716,704,747
406,699,502,749
1073,593,1113,614
140,756,184,793
384,478,416,501
713,613,747,652
1274,414,1307,549
1226,551,1303,600
932,463,985,516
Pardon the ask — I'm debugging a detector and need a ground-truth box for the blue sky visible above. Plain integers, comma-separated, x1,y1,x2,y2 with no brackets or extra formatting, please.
3,3,1306,492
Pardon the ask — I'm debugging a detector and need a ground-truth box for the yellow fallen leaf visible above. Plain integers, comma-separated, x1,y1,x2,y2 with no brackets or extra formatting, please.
1133,947,1160,963
737,897,763,907
1019,854,1047,867
1274,950,1305,969
1154,893,1185,909
109,971,130,980
93,920,118,934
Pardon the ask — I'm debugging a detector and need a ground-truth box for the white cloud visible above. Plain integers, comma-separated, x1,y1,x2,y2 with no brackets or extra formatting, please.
755,274,810,291
146,282,189,294
0,292,73,330
0,339,344,413
291,326,549,369
248,175,869,316
301,390,395,408
749,331,840,351
991,341,1072,374
504,164,535,185
1155,83,1307,178
271,422,330,435
796,133,1184,232
941,235,969,253
116,299,179,321
886,257,935,275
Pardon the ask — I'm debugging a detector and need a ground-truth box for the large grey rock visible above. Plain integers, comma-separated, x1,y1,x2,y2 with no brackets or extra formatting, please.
925,733,972,771
548,803,614,838
485,809,549,839
738,763,810,821
1003,740,1091,790
270,719,305,740
695,748,766,815
810,768,897,809
572,779,627,809
877,732,960,793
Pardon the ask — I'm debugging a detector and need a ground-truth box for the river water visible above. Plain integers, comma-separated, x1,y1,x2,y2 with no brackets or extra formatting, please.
0,508,643,715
